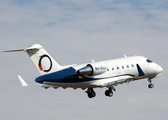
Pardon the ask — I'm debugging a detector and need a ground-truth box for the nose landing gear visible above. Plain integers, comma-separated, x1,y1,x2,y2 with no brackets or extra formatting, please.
148,84,154,88
148,77,154,89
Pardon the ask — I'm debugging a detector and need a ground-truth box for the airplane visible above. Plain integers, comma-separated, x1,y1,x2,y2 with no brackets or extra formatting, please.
4,44,163,98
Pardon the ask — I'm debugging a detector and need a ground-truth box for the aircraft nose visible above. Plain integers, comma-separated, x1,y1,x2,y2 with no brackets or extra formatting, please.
156,65,163,74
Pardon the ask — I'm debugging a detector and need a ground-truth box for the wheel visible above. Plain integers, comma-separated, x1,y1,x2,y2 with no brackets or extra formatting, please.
108,91,113,97
88,93,93,98
105,90,113,97
91,91,96,97
148,84,154,88
105,90,110,96
88,91,96,98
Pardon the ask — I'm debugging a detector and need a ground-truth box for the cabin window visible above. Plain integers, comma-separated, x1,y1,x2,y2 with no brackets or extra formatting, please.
132,64,134,67
127,65,129,68
112,67,114,70
117,67,119,70
122,66,124,69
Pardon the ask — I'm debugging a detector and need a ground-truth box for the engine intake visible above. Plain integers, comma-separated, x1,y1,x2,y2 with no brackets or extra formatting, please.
77,62,107,76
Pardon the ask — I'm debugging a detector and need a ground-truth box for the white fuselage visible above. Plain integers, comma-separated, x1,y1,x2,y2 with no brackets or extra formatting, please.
43,56,163,89
7,44,163,98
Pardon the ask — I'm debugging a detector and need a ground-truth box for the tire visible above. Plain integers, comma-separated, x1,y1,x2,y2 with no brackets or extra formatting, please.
105,90,110,96
148,84,154,88
91,91,96,97
109,91,113,97
88,92,96,98
88,93,93,98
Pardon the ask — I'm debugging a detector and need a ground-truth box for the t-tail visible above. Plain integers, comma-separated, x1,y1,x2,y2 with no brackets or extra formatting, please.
3,44,62,75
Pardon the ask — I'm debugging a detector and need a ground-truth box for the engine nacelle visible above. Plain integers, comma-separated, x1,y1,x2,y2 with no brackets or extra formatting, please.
77,62,107,76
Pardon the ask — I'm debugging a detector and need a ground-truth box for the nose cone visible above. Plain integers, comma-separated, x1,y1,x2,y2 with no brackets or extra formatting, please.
157,65,163,73
35,76,44,84
159,66,163,72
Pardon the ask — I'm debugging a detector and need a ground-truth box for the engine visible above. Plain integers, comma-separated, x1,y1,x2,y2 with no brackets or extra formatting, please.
77,62,107,76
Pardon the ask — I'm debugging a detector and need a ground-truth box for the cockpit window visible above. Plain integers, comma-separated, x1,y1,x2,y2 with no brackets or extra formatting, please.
147,59,152,63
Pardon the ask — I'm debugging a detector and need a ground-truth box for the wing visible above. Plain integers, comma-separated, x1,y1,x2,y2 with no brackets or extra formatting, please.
18,75,28,86
100,75,134,88
18,75,59,89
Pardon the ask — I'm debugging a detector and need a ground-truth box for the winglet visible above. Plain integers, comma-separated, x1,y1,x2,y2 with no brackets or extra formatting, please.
18,75,28,86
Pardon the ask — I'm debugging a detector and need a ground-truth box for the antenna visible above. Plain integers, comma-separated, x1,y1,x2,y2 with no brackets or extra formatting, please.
124,54,127,58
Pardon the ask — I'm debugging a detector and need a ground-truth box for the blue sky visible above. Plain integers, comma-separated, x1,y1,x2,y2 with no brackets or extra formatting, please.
0,0,168,120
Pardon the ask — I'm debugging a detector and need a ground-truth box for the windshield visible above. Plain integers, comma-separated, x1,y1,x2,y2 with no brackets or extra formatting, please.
146,59,153,63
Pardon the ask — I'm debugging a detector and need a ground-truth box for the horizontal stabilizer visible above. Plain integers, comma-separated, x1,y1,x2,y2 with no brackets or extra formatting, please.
3,44,63,75
3,49,24,52
18,75,28,86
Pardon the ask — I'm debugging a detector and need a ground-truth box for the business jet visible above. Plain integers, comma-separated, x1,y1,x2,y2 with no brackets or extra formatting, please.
4,44,163,98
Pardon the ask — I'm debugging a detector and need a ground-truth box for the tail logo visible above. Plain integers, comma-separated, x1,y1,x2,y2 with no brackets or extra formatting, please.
38,54,52,72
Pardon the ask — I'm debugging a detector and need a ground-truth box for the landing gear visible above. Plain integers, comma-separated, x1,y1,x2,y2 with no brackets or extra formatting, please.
148,84,154,88
148,77,154,89
105,90,113,97
105,86,116,97
86,88,96,98
86,86,116,98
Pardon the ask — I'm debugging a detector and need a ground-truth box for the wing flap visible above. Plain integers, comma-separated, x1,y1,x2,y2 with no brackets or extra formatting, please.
101,75,134,88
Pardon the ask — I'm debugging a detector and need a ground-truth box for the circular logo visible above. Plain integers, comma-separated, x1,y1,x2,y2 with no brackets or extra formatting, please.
38,54,52,72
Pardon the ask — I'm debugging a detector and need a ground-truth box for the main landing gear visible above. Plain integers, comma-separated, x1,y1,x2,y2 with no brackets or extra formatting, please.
105,86,116,97
86,86,116,98
148,77,154,89
105,90,113,97
86,88,96,98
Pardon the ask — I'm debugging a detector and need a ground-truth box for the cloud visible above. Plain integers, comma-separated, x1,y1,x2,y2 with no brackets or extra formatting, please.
0,0,168,120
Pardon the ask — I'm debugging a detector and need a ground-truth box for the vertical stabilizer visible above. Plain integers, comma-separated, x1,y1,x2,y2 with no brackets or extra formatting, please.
25,44,62,75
